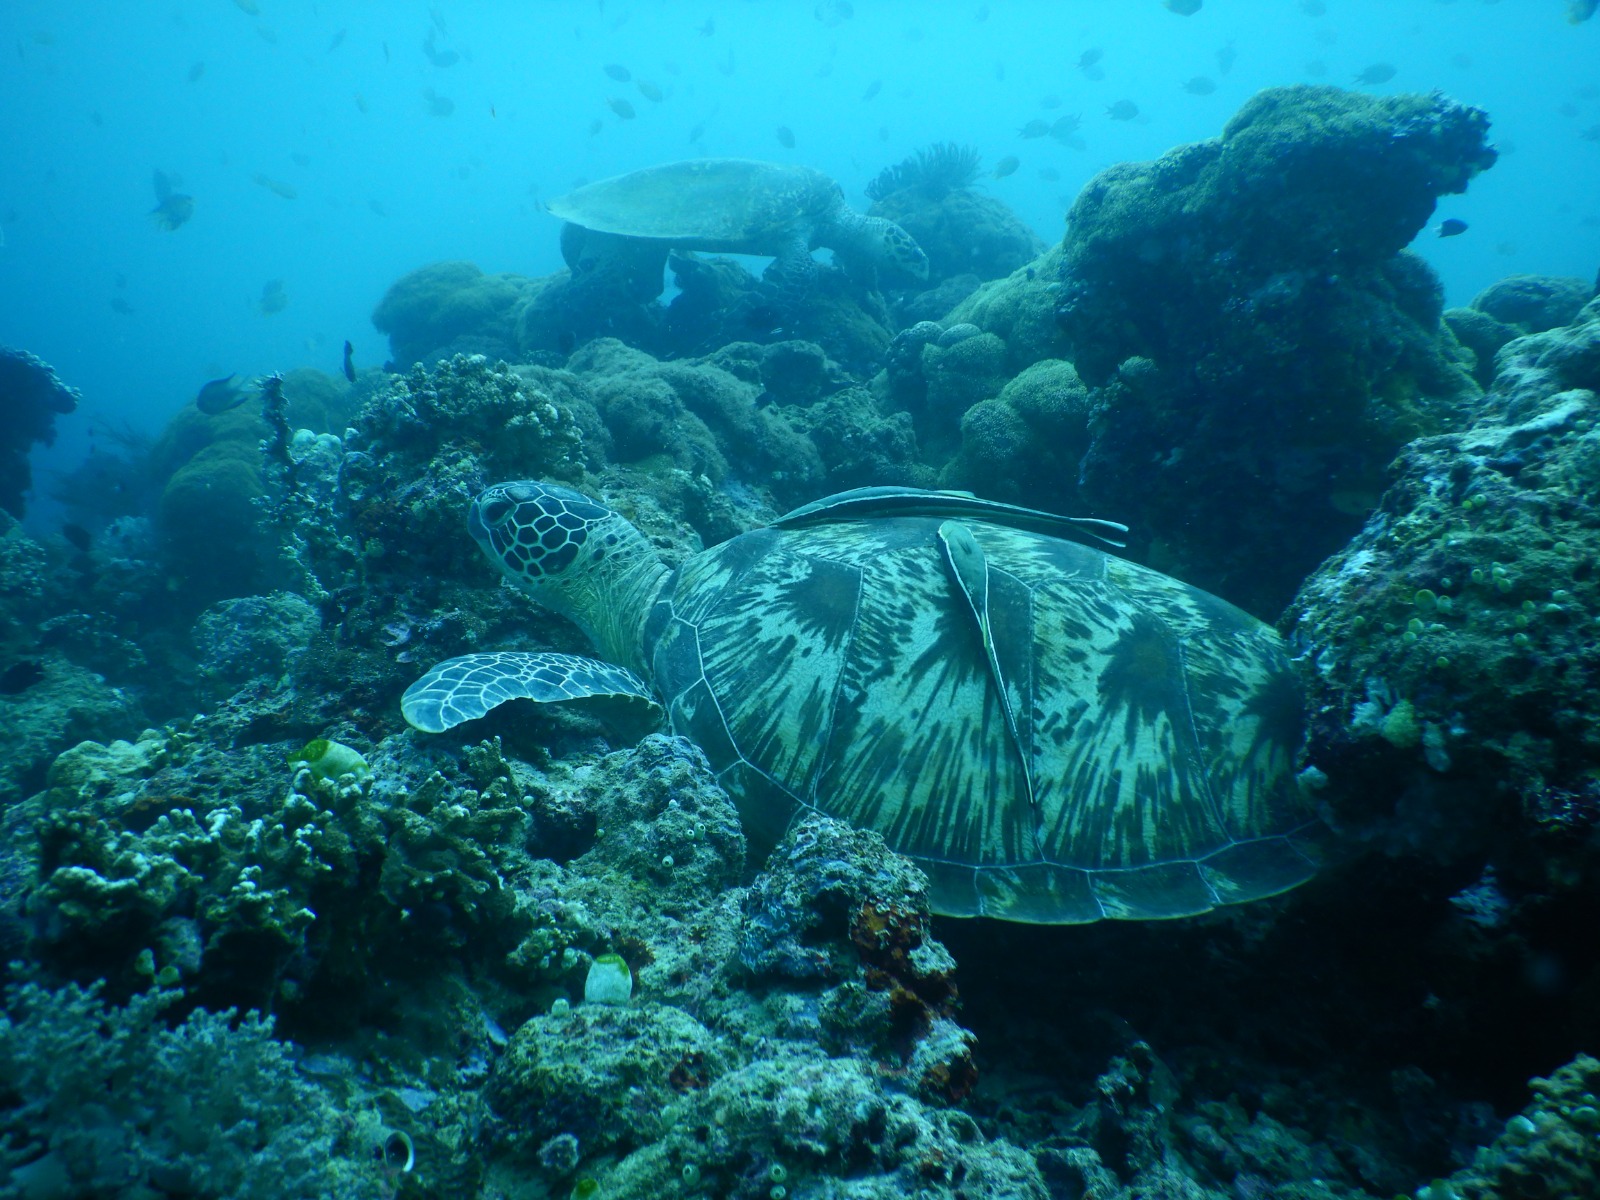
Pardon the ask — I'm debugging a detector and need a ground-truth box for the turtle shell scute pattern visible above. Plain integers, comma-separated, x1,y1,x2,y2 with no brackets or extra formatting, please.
646,516,1317,924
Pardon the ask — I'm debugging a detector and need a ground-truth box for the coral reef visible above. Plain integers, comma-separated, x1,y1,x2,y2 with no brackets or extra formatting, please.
0,346,79,519
371,260,533,368
1054,85,1495,612
0,981,387,1198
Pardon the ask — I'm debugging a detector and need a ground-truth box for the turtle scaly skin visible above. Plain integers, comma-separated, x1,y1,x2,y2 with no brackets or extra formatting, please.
403,482,1323,924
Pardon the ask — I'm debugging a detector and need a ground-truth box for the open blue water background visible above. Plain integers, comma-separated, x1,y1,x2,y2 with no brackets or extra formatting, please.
2,0,1596,512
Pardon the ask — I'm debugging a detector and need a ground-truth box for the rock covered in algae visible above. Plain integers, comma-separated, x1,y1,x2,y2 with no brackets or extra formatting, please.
371,260,532,367
1051,85,1494,613
1288,295,1600,910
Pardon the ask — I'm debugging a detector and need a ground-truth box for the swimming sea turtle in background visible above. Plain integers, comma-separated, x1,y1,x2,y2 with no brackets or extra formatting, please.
547,158,929,301
403,482,1322,924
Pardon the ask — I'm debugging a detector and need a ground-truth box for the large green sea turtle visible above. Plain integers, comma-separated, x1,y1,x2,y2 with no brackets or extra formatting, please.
547,159,929,298
403,482,1322,924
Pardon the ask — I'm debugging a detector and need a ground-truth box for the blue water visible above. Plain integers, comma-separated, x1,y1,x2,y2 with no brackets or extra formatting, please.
3,0,1596,510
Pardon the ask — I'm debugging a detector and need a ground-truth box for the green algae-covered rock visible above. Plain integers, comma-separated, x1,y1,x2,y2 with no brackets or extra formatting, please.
939,243,1071,373
943,359,1091,502
371,260,531,367
1289,296,1600,887
486,1001,726,1154
1052,85,1494,612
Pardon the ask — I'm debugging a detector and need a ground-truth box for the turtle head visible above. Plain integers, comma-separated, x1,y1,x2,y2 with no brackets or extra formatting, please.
469,481,668,672
877,218,929,280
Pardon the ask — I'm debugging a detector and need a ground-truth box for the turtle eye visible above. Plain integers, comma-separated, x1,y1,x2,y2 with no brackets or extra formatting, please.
479,498,514,527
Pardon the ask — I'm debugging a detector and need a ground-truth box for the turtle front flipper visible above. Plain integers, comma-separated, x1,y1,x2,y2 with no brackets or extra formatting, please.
402,651,661,733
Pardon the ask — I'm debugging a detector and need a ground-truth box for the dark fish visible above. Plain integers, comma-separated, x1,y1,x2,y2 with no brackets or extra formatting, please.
1216,41,1237,74
1050,113,1082,140
861,79,882,101
697,17,715,36
1164,0,1202,13
186,60,205,82
109,297,134,315
1036,166,1060,182
423,30,459,67
607,97,636,119
423,88,455,116
776,125,795,148
257,279,287,316
195,373,250,415
342,340,357,382
382,40,390,62
1354,62,1396,84
327,28,347,52
61,523,91,553
974,4,990,20
1438,219,1469,238
0,661,45,695
1300,0,1327,13
150,194,194,230
1106,99,1140,121
1018,118,1050,138
637,80,663,102
604,63,631,81
992,155,1019,179
1182,76,1216,95
1077,47,1103,69
688,120,705,142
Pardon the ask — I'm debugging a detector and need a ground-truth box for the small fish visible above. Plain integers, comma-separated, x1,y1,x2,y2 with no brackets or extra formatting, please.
1437,218,1469,238
186,61,205,83
607,97,636,119
1077,48,1103,70
1300,0,1327,14
422,31,459,67
688,120,705,142
423,88,455,116
1215,41,1237,74
1164,0,1202,13
1581,124,1600,143
150,193,194,230
1182,76,1216,95
604,63,631,81
195,373,250,415
697,17,715,36
1050,113,1082,140
257,279,287,316
61,523,91,552
1106,99,1140,121
0,661,45,695
776,125,796,148
589,118,605,136
342,340,357,382
992,155,1019,179
233,0,260,14
382,40,390,63
328,28,347,52
252,173,298,199
1018,118,1051,138
861,79,882,101
974,4,990,20
1569,0,1597,21
637,79,663,102
368,198,388,216
1354,63,1396,84
354,92,369,113
1036,166,1061,182
291,152,311,167
814,1,854,27
109,297,134,315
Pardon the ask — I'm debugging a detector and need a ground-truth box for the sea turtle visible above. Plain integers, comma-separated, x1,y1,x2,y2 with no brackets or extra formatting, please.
547,158,929,300
402,482,1322,924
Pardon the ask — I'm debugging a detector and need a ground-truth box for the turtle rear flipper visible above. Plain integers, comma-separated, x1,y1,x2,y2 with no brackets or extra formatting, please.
401,651,661,733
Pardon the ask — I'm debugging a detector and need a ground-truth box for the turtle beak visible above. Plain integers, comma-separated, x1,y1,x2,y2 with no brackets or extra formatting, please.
466,498,490,547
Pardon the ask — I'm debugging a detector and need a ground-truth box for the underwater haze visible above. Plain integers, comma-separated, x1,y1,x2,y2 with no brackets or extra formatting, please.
3,0,1597,496
10,3,1600,1199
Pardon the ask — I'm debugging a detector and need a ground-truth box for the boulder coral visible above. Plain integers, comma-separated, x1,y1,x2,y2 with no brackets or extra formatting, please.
1055,84,1495,613
371,260,533,368
0,346,78,519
